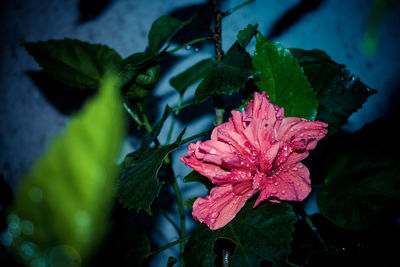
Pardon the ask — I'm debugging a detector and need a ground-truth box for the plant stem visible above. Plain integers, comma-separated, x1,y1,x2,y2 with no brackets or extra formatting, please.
304,215,328,251
158,207,181,234
165,37,211,55
172,99,196,113
149,235,191,256
142,113,153,133
172,177,186,266
167,94,184,144
181,131,210,144
222,0,255,17
212,0,224,62
123,102,144,127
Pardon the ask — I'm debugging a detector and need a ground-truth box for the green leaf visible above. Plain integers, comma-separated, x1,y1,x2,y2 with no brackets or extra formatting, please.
183,171,213,190
184,201,295,267
170,58,217,94
132,233,151,264
290,48,377,135
316,119,400,231
252,33,318,120
9,73,125,263
195,42,254,102
139,105,173,151
237,24,258,48
118,129,186,214
147,15,184,54
23,39,122,88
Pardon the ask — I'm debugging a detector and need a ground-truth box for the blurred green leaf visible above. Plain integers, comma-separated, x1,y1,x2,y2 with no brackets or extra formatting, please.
184,201,295,267
316,119,400,231
170,58,217,94
290,48,377,136
147,15,184,54
23,39,122,88
117,129,186,214
252,33,318,120
183,171,213,190
195,42,254,102
237,24,258,48
10,73,125,264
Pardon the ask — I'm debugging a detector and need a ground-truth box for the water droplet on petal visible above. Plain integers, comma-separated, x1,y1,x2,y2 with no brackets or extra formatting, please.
211,212,219,218
274,181,279,186
281,190,286,194
209,149,217,154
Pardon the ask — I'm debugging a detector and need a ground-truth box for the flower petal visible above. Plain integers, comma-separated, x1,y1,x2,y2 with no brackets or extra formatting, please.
180,155,230,181
254,162,311,207
276,117,328,151
192,181,255,230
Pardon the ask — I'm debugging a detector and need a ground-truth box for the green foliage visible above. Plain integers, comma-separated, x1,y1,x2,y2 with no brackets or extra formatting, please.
195,31,256,102
237,24,258,48
170,58,217,94
290,48,377,135
9,74,125,264
317,118,400,231
23,39,122,88
184,201,295,267
252,33,318,120
147,15,185,54
182,171,213,190
117,129,186,214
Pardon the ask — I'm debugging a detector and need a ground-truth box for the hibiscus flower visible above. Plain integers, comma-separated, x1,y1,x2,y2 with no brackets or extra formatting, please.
181,92,328,230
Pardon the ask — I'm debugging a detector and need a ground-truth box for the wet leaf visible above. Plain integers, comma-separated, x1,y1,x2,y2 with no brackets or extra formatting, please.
170,58,217,94
317,119,400,231
147,15,184,54
117,129,186,214
195,42,253,102
290,48,377,136
23,39,122,88
10,74,125,264
184,201,295,267
252,33,318,120
237,24,258,48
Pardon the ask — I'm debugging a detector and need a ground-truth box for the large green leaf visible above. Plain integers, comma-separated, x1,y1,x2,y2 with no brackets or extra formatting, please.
117,129,186,214
8,73,125,264
316,119,400,231
170,58,217,94
252,33,318,120
290,48,377,135
147,15,184,54
23,39,122,88
184,201,295,267
195,42,254,102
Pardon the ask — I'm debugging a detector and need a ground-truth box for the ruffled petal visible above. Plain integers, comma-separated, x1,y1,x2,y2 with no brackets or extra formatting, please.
192,181,255,230
254,162,311,207
245,92,284,121
180,155,230,182
276,117,328,152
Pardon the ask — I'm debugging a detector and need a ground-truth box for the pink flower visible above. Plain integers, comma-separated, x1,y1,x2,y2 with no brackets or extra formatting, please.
181,92,328,230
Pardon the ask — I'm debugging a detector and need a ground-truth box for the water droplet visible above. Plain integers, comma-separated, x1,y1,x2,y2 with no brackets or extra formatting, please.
194,47,199,52
209,149,217,154
274,181,279,186
185,45,191,50
293,167,298,171
240,161,244,165
211,212,219,218
281,190,286,194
